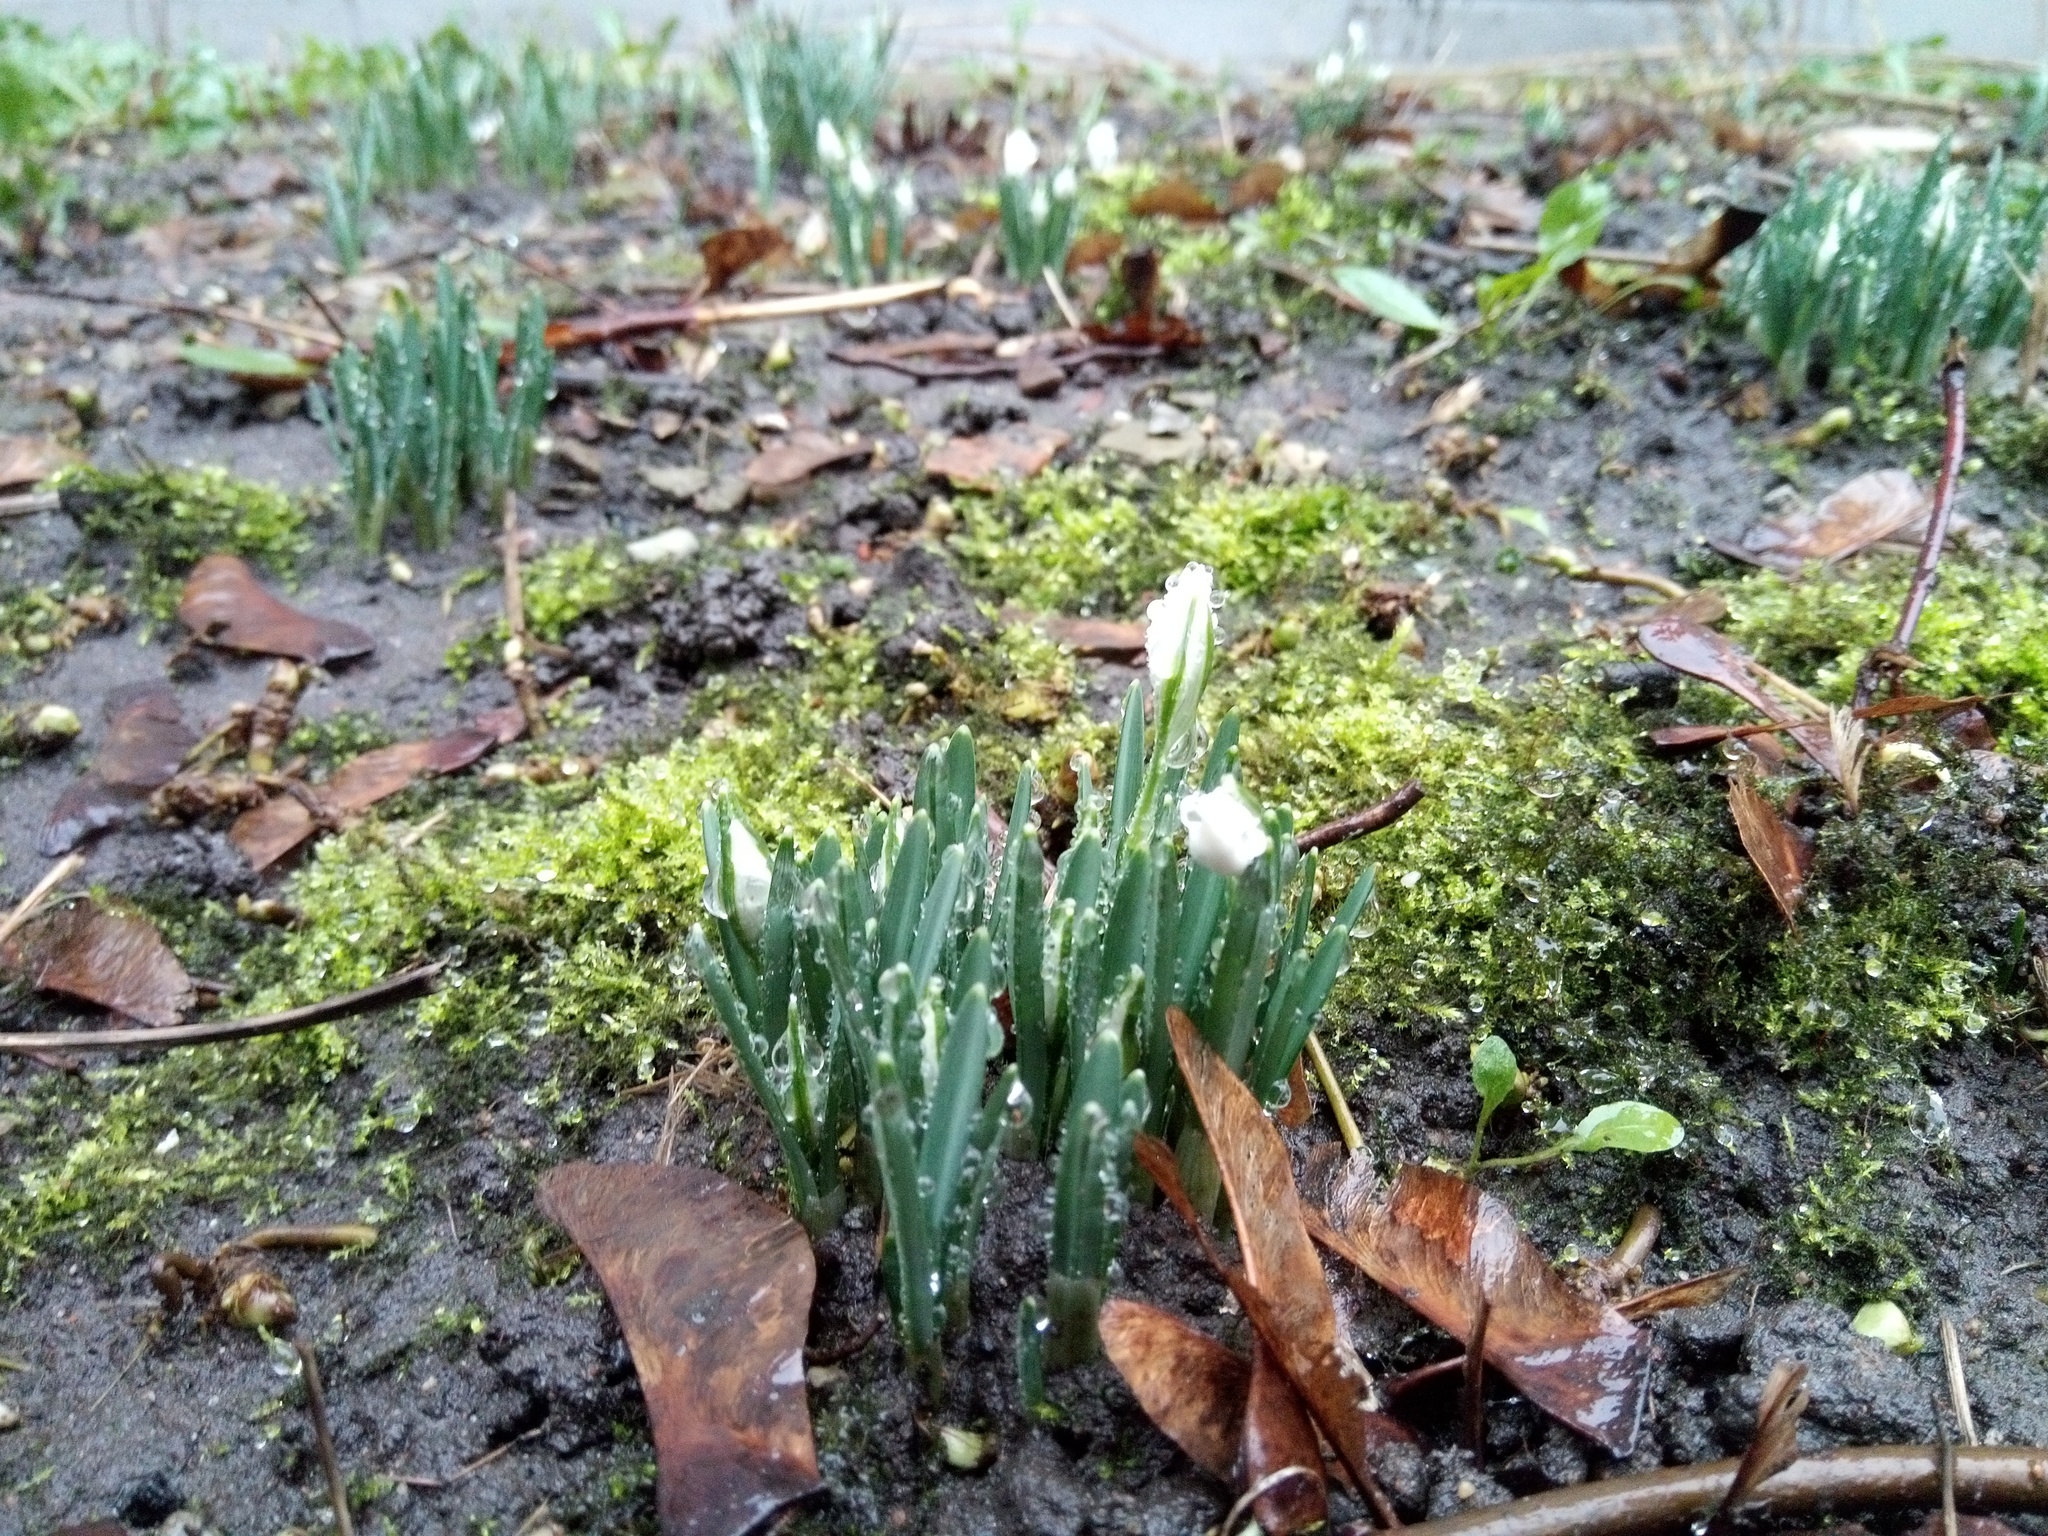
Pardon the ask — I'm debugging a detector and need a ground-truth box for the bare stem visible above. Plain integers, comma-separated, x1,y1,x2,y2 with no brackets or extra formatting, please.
295,1339,354,1536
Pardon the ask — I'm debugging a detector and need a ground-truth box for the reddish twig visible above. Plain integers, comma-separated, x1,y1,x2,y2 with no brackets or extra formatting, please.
1389,1445,2048,1536
1297,781,1426,852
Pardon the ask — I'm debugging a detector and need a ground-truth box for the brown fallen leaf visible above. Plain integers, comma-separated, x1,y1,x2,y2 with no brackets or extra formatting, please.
1064,230,1124,271
1729,469,1929,572
1098,1296,1249,1480
1242,1339,1328,1533
220,155,304,204
925,426,1070,489
1034,615,1147,661
1129,177,1223,223
0,434,80,491
1560,206,1767,316
1311,1161,1653,1456
744,431,871,497
1407,376,1483,437
1645,693,1980,754
1163,1011,1406,1493
1228,161,1291,212
539,1162,822,1536
229,726,502,871
701,224,790,294
1617,1264,1746,1321
40,686,199,855
2,900,195,1026
1437,172,1542,238
550,438,609,481
1637,615,1839,777
1728,767,1810,923
179,556,375,667
1707,1361,1809,1535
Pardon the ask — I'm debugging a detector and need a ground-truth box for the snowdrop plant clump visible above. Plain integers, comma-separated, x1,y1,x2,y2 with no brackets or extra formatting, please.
996,126,1080,283
815,118,913,287
686,561,1377,1385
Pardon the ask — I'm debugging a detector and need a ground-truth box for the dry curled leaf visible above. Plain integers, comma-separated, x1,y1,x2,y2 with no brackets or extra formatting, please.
229,727,502,871
1242,1339,1328,1534
925,425,1070,489
179,555,374,667
0,434,80,491
1098,1295,1249,1480
1617,1264,1746,1320
1033,614,1146,661
700,224,790,294
1707,1361,1809,1534
1129,177,1223,223
1311,1162,1653,1456
539,1163,821,1536
1729,469,1929,572
40,685,198,855
2,900,195,1026
1728,768,1810,923
1637,615,1839,777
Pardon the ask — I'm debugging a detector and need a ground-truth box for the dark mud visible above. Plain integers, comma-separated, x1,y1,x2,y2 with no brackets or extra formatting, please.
2,85,2046,1536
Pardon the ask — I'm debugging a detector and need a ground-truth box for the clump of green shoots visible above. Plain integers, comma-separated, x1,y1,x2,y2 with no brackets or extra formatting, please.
688,561,1378,1391
1726,144,2048,393
1293,21,1386,140
815,120,912,287
0,32,75,269
997,127,1078,284
310,263,552,551
721,9,900,210
1466,1035,1683,1172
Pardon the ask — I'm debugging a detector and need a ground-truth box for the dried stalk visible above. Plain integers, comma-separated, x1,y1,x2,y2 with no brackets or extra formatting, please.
0,852,85,951
1706,1361,1809,1535
1940,1317,1979,1447
2017,227,2048,407
500,490,546,737
1304,1033,1363,1154
1296,780,1426,852
1464,1297,1491,1455
295,1339,354,1536
0,962,441,1055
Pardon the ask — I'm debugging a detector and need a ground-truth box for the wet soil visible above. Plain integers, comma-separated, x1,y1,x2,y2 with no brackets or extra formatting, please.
2,87,2046,1536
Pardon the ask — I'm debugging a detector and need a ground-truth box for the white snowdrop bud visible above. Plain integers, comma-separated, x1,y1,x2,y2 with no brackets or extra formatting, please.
1315,50,1345,87
728,818,773,941
1052,164,1077,201
1180,777,1271,877
1085,119,1119,174
848,152,877,199
1145,561,1217,769
815,119,848,168
1002,126,1040,179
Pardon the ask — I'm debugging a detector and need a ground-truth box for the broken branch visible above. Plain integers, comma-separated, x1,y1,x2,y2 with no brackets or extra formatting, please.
1296,780,1426,852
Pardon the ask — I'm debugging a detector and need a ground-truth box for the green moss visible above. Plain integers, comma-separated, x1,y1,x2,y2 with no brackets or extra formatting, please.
55,463,313,620
446,536,649,676
952,466,1431,615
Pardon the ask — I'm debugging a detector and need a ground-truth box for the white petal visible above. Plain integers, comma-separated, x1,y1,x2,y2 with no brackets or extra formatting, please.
1179,778,1270,876
729,819,773,941
1085,119,1119,174
1002,127,1040,179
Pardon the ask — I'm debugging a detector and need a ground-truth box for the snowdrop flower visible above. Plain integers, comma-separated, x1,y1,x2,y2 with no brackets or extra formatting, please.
1052,163,1078,201
815,119,848,169
1003,126,1040,179
1180,777,1270,877
728,818,773,941
848,151,877,200
1085,118,1119,174
893,176,917,218
1315,50,1346,88
1029,179,1051,225
1347,19,1368,58
1146,562,1217,767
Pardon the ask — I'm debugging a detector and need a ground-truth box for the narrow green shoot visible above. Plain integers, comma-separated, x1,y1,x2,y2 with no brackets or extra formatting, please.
721,9,900,209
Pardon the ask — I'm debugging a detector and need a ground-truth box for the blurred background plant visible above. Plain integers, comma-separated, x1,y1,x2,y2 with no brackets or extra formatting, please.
1292,19,1386,142
310,263,552,551
996,126,1079,282
721,7,900,210
815,118,913,285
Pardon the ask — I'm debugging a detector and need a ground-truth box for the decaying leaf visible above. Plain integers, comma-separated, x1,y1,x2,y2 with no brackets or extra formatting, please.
1097,1296,1249,1480
0,434,81,491
538,1162,822,1536
1161,1011,1406,1502
229,726,503,871
1414,376,1484,435
1129,177,1223,223
1727,469,1929,572
1065,230,1125,271
1728,768,1810,923
1242,1339,1328,1534
925,426,1070,490
744,431,871,497
1436,172,1542,238
1311,1161,1653,1456
1559,207,1766,315
1034,615,1147,661
1228,161,1291,212
1637,614,1839,777
701,225,790,294
179,555,374,667
1706,1361,1809,1535
40,686,199,855
2,900,195,1026
1616,1264,1746,1320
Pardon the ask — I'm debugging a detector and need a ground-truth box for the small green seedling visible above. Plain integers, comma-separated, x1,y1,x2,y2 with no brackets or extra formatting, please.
1467,1035,1683,1170
1331,265,1445,332
1478,175,1612,327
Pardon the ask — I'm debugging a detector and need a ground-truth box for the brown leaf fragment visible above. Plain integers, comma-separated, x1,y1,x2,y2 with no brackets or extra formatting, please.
1728,770,1808,923
1310,1162,1654,1456
1637,615,1838,776
0,434,80,490
1015,353,1066,399
745,431,871,496
228,727,501,871
1129,177,1223,223
1707,1361,1809,1535
1617,1264,1746,1321
1731,469,1929,572
700,224,790,294
1241,1339,1328,1534
179,555,374,667
2,901,195,1026
538,1163,820,1536
1064,230,1124,271
1163,1012,1408,1502
925,426,1069,489
1036,615,1146,660
1228,161,1292,212
1438,173,1542,238
1098,1296,1249,1480
40,686,198,855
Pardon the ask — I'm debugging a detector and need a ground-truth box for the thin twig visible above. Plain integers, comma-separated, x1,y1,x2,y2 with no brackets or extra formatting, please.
1588,1206,1662,1292
0,852,85,951
2017,228,2048,407
0,490,61,518
294,275,350,346
1534,547,1690,601
1,282,338,347
501,490,546,738
1940,1317,1979,1447
457,227,604,308
1397,1444,2048,1536
546,275,953,349
296,1339,354,1536
0,961,441,1055
1296,780,1426,852
1464,1297,1491,1455
1304,1033,1362,1153
1041,265,1082,331
1940,1411,1959,1536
